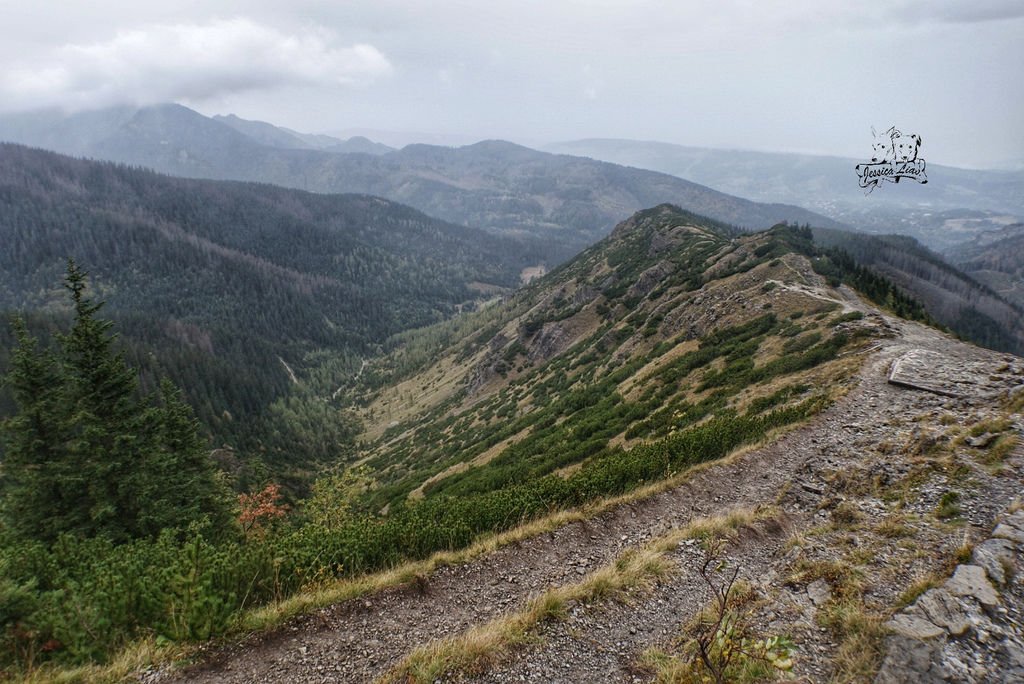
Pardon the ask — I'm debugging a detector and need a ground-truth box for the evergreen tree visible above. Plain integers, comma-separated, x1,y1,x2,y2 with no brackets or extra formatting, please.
0,261,232,543
0,318,71,541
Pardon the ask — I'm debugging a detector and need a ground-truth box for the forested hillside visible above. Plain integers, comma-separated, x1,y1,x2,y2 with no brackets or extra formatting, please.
0,104,845,262
946,223,1024,309
813,228,1024,355
0,144,539,483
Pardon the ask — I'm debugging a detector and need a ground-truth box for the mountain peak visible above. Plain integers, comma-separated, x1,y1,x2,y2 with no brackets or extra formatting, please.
610,203,739,241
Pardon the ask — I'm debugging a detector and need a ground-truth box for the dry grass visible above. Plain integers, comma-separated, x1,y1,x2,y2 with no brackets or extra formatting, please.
894,574,941,610
968,416,1013,438
11,638,188,684
943,535,975,574
378,507,773,683
982,434,1019,468
874,515,914,539
1006,389,1024,415
934,490,962,520
636,647,694,683
830,501,864,528
790,558,863,601
820,599,886,684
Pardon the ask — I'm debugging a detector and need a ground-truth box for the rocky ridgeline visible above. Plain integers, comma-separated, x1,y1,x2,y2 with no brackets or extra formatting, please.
160,312,1023,683
877,504,1024,683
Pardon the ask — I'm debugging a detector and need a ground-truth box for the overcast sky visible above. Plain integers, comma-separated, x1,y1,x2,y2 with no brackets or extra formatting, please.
1,1,1021,168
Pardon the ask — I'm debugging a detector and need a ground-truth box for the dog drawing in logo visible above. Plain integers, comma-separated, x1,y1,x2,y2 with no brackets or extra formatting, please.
857,125,927,191
892,131,922,162
870,127,893,163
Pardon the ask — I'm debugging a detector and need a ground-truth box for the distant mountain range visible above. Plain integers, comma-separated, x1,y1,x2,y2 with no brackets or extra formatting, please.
0,104,844,264
546,139,1024,250
212,114,395,155
945,223,1024,309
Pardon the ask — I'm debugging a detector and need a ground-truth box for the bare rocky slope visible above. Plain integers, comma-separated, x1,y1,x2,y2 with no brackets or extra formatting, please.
156,277,1024,681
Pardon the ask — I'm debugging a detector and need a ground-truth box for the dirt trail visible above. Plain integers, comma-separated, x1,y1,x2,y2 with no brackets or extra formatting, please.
167,310,1023,683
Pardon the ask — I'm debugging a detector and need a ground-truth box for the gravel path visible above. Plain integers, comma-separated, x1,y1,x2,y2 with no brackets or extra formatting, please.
469,320,1023,683
165,310,1023,684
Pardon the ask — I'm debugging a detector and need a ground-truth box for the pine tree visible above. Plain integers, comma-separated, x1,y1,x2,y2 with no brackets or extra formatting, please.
0,318,72,541
0,261,232,543
131,379,233,536
58,260,143,538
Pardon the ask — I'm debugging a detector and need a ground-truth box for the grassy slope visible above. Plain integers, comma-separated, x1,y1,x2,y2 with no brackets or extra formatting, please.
348,206,885,513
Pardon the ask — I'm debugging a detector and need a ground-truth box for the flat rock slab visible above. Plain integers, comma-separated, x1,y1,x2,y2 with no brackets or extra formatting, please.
946,565,999,607
993,523,1024,545
886,614,946,640
973,538,1017,587
807,578,832,607
887,348,1011,398
875,634,949,684
1005,511,1024,532
913,588,971,636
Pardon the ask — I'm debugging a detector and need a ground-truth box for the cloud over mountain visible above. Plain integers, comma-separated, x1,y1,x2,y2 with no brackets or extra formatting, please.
0,17,392,111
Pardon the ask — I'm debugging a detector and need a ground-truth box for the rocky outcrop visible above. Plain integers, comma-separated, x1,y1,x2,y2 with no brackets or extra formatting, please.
876,506,1024,683
528,321,575,363
625,261,674,301
887,348,1024,399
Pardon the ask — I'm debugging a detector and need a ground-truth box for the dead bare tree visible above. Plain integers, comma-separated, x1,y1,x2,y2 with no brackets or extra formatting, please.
691,536,742,684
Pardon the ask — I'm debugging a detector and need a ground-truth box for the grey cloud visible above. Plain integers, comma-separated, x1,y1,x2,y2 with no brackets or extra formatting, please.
0,17,392,111
889,0,1024,25
0,2,1020,168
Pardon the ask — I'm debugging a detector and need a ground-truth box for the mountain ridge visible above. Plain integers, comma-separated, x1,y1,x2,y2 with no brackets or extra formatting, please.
343,207,917,509
213,113,395,154
0,103,846,262
945,223,1024,308
545,137,1024,250
156,205,1024,684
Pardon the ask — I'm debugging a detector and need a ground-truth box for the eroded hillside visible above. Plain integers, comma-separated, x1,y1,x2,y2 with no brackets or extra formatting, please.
351,206,907,513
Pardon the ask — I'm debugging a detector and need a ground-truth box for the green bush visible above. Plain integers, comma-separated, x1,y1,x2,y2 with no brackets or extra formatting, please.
0,395,826,671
